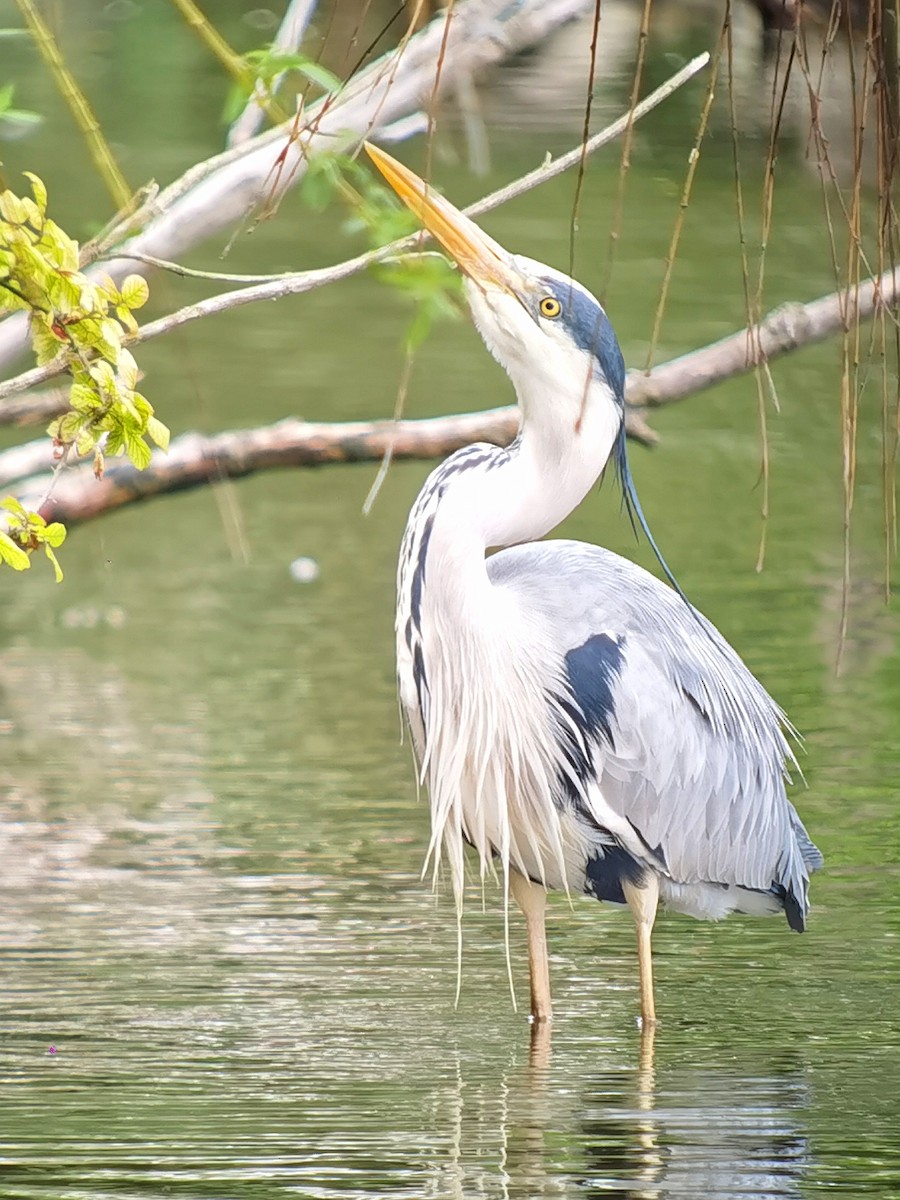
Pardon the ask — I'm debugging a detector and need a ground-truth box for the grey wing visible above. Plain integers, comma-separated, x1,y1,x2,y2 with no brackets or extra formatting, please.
488,540,821,927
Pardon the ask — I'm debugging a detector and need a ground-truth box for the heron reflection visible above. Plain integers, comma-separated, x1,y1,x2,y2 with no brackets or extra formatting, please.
432,1029,809,1198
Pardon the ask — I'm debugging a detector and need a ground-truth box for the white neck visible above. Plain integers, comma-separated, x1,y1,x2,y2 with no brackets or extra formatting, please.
447,377,622,553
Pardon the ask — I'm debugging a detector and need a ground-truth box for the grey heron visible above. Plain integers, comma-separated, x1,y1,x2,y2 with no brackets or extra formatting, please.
366,143,822,1027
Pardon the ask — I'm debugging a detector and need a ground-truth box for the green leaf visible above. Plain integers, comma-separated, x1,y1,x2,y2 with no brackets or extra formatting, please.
1,495,27,518
124,431,152,469
57,411,87,442
120,274,149,310
44,543,64,583
0,108,43,135
89,360,117,392
117,348,139,390
22,172,47,215
131,391,152,421
0,529,30,571
19,197,43,227
69,382,99,412
146,415,170,451
296,61,342,93
116,304,138,334
46,271,84,316
0,189,27,223
41,218,79,272
30,319,65,366
42,521,67,549
300,155,344,212
94,317,124,360
404,305,434,351
222,80,250,125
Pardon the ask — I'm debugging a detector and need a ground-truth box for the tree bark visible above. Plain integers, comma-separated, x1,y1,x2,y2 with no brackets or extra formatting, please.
23,411,523,525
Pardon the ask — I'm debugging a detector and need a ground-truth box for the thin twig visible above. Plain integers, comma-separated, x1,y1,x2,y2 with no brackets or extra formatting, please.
625,270,900,408
3,263,899,424
601,0,653,301
644,36,721,373
100,251,299,284
0,53,711,406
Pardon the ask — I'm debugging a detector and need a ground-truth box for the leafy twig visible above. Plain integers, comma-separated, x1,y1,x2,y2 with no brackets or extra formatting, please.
0,173,168,577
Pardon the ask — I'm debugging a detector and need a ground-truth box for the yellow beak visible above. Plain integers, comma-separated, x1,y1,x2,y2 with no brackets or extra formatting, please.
364,142,524,294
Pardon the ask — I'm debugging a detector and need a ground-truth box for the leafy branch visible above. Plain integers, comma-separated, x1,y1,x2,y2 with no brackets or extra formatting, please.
0,495,65,579
0,49,715,415
0,172,169,578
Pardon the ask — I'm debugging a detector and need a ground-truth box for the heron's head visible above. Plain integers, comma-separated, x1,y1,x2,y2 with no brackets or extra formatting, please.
366,144,689,602
365,144,625,426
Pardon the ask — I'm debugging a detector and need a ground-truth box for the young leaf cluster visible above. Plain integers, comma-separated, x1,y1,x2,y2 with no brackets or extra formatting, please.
0,496,66,581
0,172,169,579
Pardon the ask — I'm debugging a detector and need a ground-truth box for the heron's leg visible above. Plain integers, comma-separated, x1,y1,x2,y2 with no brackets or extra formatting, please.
623,872,660,1027
509,869,552,1024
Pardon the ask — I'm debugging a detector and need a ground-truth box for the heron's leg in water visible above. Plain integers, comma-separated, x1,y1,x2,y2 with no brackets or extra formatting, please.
509,869,552,1023
623,872,660,1027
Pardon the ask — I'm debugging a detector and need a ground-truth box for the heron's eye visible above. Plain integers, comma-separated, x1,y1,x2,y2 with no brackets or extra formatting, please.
539,296,562,319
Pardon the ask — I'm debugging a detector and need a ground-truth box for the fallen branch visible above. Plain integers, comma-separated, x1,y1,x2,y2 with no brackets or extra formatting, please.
16,410,517,525
626,272,900,407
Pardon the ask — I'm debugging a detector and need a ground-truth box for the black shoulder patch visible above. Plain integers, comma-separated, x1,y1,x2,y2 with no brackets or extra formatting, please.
564,633,624,746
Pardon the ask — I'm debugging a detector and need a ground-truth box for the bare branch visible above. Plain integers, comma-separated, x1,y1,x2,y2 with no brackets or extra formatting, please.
0,385,69,429
10,404,660,526
0,437,57,490
16,411,512,524
625,269,900,408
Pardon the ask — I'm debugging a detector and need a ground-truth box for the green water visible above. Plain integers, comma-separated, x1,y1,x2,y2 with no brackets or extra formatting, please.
1,4,899,1197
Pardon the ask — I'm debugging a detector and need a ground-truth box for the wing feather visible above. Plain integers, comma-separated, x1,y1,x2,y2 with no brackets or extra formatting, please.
488,540,820,922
